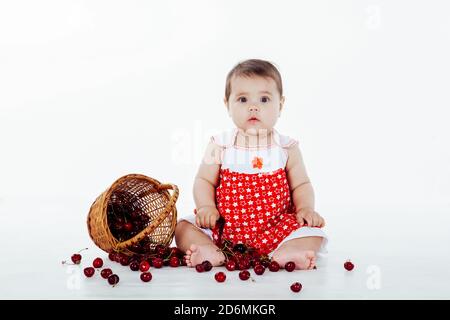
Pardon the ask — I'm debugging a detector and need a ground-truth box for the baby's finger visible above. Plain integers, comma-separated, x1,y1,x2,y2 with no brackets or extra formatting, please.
304,214,312,227
195,216,201,227
198,215,203,228
297,216,305,226
296,213,305,226
318,217,325,228
209,215,216,229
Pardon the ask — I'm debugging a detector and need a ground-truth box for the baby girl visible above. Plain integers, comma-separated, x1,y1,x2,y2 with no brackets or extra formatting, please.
175,59,328,270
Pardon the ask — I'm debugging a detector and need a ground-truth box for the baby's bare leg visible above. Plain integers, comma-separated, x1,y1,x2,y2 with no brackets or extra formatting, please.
271,236,323,270
174,221,225,267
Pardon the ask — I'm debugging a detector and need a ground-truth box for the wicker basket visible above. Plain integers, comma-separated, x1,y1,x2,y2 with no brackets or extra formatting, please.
87,174,179,256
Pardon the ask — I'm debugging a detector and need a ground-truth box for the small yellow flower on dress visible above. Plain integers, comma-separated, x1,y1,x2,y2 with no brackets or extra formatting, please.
252,156,264,169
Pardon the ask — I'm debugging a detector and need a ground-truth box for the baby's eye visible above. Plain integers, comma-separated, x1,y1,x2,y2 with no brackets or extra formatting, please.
238,97,247,103
261,96,270,103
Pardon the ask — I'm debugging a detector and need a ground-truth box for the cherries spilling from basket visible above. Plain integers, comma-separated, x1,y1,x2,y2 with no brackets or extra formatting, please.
108,244,186,271
106,191,150,244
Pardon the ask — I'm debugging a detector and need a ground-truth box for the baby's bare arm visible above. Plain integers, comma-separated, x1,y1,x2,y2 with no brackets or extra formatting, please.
286,145,325,227
192,141,223,228
193,141,221,209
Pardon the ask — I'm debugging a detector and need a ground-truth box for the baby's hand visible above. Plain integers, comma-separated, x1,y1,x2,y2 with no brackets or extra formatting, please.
296,207,325,228
195,205,221,229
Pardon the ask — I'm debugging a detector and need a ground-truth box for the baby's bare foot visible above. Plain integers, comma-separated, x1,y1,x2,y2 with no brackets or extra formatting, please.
273,249,317,270
184,244,225,267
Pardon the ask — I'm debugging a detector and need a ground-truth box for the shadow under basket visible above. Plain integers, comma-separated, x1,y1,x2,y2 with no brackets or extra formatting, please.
87,174,179,256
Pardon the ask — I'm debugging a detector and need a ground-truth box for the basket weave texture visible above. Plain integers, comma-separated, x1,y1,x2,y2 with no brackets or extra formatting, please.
87,174,179,256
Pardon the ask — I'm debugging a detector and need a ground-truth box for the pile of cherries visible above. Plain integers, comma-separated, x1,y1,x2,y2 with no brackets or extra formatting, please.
194,240,305,292
62,244,186,287
106,192,152,245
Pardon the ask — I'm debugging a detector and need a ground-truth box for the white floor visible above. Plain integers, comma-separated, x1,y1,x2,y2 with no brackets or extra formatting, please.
1,196,449,300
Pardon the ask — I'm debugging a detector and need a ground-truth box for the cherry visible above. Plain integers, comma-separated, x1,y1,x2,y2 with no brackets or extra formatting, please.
253,264,265,275
139,261,150,272
129,261,140,271
285,261,296,272
152,257,163,268
238,258,251,270
71,254,82,264
215,272,226,283
201,260,213,272
108,252,117,261
239,270,250,281
261,259,270,268
107,274,120,286
290,282,302,293
251,259,262,268
225,260,236,271
93,257,103,268
100,268,113,279
114,253,124,263
140,272,152,282
233,243,247,254
62,248,88,265
170,247,183,258
344,260,354,271
83,267,95,278
119,256,130,266
155,244,169,256
169,256,180,268
195,264,205,273
268,261,280,272
123,222,133,232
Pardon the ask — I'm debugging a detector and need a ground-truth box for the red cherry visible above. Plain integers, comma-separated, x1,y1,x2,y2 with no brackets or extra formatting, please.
215,272,226,283
93,257,103,268
285,261,296,272
123,222,133,232
239,270,250,281
202,260,213,272
156,244,169,256
225,260,236,271
290,282,302,293
83,267,95,278
129,261,140,271
344,260,354,271
253,264,265,275
100,268,113,279
268,261,280,272
140,272,152,282
152,257,163,268
139,260,150,272
119,256,130,266
169,256,180,268
108,252,117,261
71,254,82,264
62,248,87,265
107,274,120,286
238,258,251,270
195,264,205,273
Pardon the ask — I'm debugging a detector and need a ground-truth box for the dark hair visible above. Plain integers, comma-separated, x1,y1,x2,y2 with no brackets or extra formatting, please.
224,59,283,102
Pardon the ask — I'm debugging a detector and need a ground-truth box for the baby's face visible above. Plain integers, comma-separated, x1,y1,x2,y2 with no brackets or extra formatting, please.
225,75,284,135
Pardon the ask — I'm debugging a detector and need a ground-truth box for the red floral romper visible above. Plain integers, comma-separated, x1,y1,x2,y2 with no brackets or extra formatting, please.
209,128,301,255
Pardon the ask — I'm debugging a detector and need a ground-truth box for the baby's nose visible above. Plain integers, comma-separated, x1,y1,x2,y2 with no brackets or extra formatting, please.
249,104,259,111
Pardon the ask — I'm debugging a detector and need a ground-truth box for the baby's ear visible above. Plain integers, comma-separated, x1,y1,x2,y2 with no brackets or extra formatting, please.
279,96,285,114
224,98,230,114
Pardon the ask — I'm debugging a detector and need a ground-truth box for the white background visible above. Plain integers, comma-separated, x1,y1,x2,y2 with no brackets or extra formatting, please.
1,0,449,299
